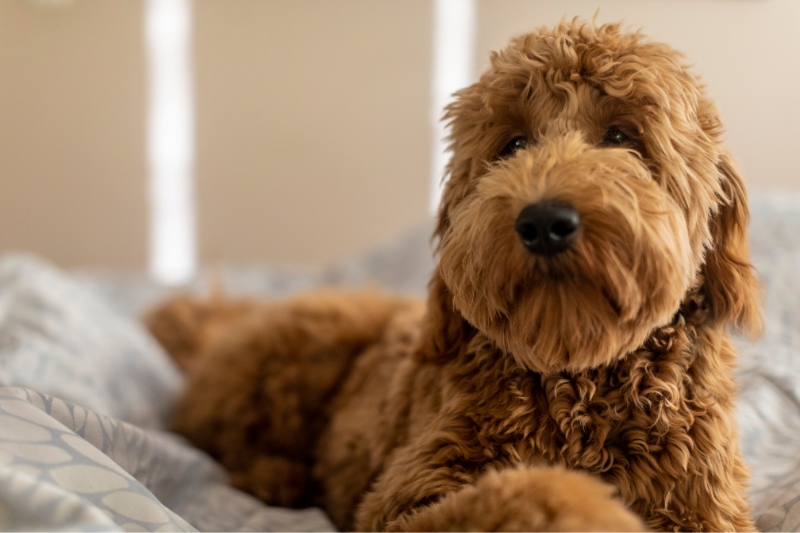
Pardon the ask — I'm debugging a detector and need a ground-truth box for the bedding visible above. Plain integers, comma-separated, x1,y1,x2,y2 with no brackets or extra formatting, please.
0,255,333,531
0,387,333,531
0,191,799,531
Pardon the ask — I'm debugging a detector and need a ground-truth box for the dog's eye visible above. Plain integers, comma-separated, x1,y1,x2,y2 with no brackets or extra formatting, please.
497,136,528,159
602,126,633,147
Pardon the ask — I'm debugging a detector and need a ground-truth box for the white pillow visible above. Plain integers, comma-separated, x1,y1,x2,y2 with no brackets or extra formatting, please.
0,253,182,429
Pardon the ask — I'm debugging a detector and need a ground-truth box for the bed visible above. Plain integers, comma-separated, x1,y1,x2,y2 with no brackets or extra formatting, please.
1,191,799,531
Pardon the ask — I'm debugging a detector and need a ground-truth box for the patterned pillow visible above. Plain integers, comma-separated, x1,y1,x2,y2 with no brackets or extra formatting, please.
0,386,334,532
0,255,336,531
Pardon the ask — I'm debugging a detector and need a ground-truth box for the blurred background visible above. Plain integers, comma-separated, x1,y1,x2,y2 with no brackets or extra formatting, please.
1,0,799,285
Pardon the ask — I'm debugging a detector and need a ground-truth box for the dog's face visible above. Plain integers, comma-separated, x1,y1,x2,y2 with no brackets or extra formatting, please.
420,22,761,374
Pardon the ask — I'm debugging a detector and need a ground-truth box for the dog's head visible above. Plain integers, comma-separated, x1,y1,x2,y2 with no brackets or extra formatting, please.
418,21,761,374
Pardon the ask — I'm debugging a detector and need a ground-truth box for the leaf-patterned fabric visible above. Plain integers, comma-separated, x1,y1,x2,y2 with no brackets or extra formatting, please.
0,255,333,531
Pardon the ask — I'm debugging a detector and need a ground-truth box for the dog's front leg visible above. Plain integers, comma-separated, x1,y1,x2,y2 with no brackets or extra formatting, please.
384,466,644,532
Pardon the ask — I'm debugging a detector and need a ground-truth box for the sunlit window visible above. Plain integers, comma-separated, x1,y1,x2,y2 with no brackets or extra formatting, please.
429,0,476,215
144,0,196,285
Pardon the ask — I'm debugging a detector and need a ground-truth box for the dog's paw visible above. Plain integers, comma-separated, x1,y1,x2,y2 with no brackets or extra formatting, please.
388,466,645,532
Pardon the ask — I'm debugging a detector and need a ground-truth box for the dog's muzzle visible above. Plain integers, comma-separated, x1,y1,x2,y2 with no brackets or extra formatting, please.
514,202,580,256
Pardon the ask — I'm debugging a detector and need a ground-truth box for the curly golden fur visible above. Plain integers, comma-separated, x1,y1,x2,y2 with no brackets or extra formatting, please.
146,21,761,531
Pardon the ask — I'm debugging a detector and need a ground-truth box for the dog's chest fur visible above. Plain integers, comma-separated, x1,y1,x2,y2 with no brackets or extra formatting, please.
319,309,746,531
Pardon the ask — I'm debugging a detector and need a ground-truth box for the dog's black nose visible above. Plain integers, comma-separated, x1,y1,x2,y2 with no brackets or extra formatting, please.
515,202,580,256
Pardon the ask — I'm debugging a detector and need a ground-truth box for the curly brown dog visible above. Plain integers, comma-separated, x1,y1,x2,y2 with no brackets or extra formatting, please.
146,21,761,531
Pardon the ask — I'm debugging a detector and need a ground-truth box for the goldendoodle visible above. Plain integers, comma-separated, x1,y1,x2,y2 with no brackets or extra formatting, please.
146,20,761,531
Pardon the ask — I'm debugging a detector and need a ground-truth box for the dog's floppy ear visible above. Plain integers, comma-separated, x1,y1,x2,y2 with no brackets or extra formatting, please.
415,81,483,363
701,152,762,337
414,269,474,363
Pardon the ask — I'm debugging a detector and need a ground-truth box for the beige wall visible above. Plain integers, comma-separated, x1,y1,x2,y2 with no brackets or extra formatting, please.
0,0,148,269
194,0,432,265
2,0,799,271
475,0,800,192
0,0,432,269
